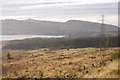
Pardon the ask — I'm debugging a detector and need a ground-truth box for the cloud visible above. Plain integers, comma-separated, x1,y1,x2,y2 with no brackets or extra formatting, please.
1,2,118,25
0,0,119,4
2,2,117,16
2,2,73,7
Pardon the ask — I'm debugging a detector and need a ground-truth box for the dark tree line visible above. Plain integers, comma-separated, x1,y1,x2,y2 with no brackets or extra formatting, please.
3,36,119,50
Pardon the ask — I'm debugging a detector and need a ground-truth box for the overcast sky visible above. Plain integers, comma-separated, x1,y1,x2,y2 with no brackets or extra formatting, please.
0,0,119,4
0,0,119,25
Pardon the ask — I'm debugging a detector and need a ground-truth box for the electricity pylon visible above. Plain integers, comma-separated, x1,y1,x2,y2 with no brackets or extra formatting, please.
100,15,105,55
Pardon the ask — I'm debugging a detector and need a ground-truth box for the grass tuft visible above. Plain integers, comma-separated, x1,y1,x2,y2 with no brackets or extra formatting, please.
111,51,120,60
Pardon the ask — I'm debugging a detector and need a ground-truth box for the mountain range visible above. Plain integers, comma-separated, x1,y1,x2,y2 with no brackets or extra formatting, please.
2,19,118,37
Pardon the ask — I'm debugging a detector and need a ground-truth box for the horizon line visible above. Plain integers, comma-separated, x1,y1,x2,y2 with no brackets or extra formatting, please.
0,18,118,26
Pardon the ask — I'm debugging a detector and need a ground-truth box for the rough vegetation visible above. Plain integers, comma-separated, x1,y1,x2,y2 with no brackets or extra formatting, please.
2,48,119,78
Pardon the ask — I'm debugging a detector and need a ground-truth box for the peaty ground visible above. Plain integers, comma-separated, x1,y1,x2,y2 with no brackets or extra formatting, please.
2,48,119,78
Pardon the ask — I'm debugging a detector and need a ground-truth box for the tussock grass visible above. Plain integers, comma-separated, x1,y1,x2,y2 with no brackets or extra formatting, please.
2,48,119,78
111,51,120,60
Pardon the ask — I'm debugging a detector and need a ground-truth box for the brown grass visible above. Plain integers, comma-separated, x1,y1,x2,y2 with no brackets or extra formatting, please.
2,48,119,78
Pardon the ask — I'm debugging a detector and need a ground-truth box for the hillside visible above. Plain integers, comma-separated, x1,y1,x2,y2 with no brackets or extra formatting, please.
2,19,118,37
2,36,118,50
2,48,119,78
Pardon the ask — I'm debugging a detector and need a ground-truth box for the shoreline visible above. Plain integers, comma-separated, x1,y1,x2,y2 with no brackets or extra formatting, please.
0,35,67,41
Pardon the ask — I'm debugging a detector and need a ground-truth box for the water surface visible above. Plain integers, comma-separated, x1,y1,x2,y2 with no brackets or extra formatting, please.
0,35,67,41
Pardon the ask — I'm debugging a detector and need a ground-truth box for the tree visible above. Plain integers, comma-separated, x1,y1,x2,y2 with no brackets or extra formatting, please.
7,52,11,59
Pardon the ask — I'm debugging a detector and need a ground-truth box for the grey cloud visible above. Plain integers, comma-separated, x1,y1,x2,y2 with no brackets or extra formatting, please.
2,2,72,8
2,2,118,18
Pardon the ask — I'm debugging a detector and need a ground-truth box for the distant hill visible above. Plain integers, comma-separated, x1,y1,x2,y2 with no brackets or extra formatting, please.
2,19,118,37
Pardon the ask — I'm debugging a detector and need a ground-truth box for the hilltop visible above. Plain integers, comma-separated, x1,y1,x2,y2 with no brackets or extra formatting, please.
2,19,118,37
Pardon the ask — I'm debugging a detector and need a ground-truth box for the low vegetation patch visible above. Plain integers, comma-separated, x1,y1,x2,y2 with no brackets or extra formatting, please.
111,51,120,60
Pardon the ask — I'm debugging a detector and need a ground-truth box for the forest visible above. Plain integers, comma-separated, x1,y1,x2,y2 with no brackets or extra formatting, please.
3,36,119,50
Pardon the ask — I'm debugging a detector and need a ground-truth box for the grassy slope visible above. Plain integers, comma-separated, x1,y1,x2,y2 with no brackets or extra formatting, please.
2,48,119,78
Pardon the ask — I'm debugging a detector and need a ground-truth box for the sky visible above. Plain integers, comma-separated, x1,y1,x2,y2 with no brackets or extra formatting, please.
0,0,119,4
0,0,119,25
